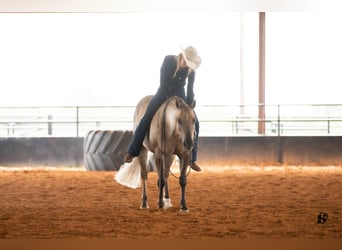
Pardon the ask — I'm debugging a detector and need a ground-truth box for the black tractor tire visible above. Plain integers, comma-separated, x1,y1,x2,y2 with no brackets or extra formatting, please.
83,130,133,171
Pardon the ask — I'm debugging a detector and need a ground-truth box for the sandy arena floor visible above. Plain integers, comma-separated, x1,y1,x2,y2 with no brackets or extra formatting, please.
0,165,341,239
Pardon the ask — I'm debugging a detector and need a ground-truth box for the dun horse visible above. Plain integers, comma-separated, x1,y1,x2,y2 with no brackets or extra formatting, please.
115,95,196,212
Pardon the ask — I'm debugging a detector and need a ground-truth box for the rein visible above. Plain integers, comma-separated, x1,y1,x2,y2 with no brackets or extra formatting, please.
169,164,192,179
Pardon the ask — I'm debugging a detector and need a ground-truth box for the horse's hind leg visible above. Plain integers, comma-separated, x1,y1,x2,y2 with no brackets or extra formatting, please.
139,148,149,209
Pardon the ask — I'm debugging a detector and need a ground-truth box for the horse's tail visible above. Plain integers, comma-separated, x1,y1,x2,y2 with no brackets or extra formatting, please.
115,158,141,189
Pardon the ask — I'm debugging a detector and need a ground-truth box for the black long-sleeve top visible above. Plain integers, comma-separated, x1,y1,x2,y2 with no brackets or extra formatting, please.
156,55,195,106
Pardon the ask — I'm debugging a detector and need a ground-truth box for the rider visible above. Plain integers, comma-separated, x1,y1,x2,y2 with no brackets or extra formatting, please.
124,46,202,171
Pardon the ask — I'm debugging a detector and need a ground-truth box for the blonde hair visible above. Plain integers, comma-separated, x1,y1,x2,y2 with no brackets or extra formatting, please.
173,54,192,78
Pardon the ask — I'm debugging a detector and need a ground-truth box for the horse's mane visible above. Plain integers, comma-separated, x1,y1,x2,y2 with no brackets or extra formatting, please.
167,96,190,111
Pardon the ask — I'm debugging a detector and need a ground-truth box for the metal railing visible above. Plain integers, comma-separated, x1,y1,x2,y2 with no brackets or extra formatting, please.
1,104,342,137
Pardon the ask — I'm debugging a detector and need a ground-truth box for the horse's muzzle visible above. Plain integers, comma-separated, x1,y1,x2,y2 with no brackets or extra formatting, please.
183,139,194,151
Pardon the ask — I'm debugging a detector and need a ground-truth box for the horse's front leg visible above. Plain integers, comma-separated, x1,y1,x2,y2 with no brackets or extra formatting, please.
179,156,190,212
163,156,174,209
163,181,173,209
155,153,165,209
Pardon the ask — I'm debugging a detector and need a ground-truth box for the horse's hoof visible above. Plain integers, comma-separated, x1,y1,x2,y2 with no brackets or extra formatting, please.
140,204,149,209
163,198,173,209
180,208,189,213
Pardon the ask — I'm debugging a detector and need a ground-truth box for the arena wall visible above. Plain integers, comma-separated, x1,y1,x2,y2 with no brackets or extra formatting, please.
199,136,342,166
0,137,83,167
1,136,342,167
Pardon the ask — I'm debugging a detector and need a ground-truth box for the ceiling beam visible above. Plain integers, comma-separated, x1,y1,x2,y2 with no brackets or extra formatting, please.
0,0,318,13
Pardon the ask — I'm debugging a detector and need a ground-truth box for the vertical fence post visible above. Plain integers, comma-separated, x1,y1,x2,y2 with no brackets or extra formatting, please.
76,107,79,137
48,115,53,136
277,104,283,163
277,105,281,137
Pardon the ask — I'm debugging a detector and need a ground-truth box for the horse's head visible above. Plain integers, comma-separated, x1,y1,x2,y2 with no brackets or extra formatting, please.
173,97,196,151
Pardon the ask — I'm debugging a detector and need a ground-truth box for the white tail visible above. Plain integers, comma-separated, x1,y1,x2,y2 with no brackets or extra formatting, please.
114,159,141,189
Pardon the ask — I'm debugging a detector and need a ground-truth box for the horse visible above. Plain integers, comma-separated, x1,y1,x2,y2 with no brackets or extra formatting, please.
115,95,196,212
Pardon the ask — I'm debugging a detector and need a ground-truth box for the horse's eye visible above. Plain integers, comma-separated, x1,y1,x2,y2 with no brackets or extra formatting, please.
177,119,183,125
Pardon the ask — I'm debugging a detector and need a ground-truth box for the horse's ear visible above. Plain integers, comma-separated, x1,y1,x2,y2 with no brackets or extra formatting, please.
175,99,182,109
